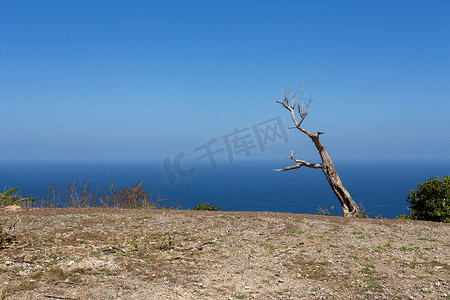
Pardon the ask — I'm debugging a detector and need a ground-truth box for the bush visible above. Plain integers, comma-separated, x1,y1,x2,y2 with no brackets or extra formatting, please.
0,187,36,206
406,176,450,223
193,203,222,211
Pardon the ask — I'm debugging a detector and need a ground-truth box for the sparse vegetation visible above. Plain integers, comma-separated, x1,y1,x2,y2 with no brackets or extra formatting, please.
316,203,383,219
193,203,222,211
359,264,376,276
23,179,174,209
0,219,17,248
355,202,371,218
0,208,448,299
102,179,168,209
0,176,448,299
317,205,334,216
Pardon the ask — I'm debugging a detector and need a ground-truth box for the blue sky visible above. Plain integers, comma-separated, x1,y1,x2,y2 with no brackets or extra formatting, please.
1,0,449,162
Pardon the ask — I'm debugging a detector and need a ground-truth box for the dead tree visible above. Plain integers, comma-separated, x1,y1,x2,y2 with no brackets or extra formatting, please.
275,85,360,217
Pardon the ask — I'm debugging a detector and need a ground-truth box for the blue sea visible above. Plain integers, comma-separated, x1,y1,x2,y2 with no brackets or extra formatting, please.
1,159,449,219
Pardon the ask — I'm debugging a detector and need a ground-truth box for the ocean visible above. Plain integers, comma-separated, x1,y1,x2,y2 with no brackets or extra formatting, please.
1,159,449,219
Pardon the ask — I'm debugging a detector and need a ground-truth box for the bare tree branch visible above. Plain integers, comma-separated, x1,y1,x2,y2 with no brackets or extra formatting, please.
275,81,315,136
274,82,360,217
274,151,322,172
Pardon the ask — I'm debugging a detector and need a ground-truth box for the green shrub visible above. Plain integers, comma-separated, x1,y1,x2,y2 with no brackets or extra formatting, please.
193,203,222,211
0,187,36,206
405,176,450,223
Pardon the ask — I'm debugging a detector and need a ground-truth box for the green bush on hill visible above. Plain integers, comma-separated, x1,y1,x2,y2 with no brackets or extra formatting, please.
403,176,450,223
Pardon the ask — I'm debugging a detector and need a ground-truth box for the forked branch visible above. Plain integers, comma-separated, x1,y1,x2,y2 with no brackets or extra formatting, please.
274,151,322,172
275,83,321,172
275,82,314,135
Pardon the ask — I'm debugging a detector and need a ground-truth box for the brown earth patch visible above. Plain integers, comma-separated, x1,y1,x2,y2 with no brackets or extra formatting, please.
0,208,448,299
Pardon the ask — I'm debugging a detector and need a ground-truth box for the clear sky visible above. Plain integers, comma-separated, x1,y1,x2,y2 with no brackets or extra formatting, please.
1,0,449,162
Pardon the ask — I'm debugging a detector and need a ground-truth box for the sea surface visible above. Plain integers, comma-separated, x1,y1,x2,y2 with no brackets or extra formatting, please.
1,159,449,219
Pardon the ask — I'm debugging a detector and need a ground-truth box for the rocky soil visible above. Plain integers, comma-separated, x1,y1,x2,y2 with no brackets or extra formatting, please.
0,207,448,299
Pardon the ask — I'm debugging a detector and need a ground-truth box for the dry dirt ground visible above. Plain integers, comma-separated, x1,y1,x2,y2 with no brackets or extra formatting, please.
0,207,448,299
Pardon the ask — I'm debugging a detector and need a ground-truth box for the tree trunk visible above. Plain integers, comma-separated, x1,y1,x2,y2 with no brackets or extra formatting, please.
275,87,360,217
309,133,359,217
